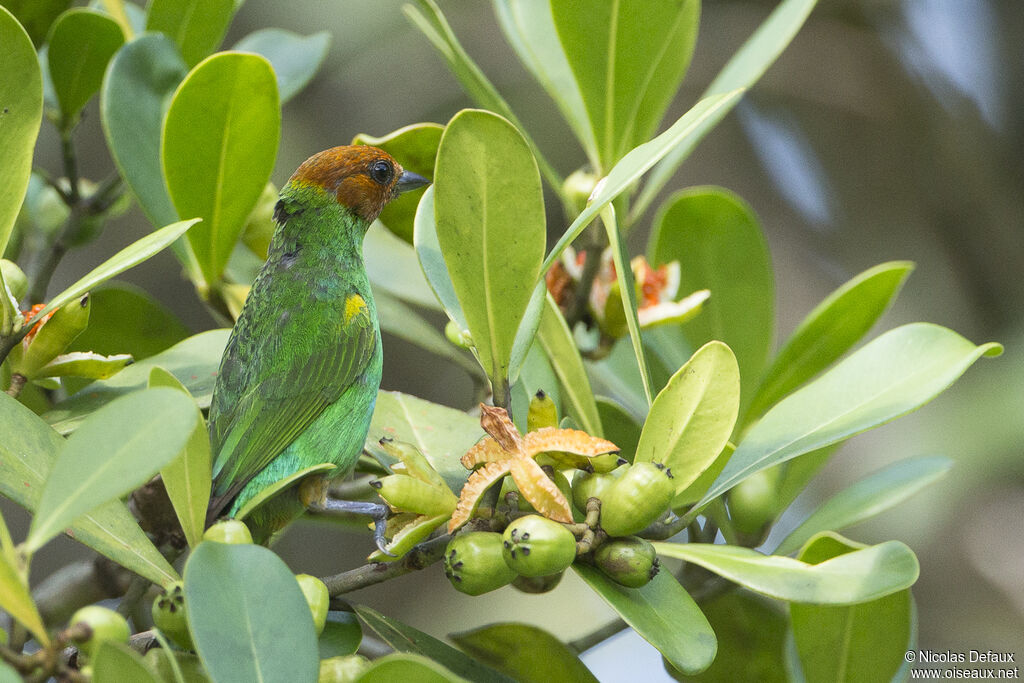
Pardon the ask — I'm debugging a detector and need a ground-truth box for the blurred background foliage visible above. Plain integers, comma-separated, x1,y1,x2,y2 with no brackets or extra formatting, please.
11,0,1022,675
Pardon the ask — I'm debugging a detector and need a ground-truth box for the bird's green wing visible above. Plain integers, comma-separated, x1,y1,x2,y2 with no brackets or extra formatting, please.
209,292,377,503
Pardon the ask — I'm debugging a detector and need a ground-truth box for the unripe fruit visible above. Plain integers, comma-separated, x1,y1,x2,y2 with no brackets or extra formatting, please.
70,605,130,659
319,655,370,682
501,515,577,578
295,574,329,635
571,467,625,512
527,390,559,431
371,474,456,516
599,462,674,537
595,536,660,588
444,532,517,595
203,519,253,544
511,571,564,594
15,295,90,378
1,260,27,301
151,581,193,650
728,468,780,535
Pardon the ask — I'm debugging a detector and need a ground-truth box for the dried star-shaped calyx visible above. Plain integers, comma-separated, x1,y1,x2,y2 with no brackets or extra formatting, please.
449,405,619,532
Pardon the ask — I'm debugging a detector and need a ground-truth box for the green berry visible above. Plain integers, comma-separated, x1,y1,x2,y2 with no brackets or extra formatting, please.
599,462,674,537
595,536,660,588
295,574,329,635
319,655,370,682
203,519,253,544
444,532,517,595
69,605,130,659
511,571,564,594
501,515,577,578
728,468,780,535
151,581,193,650
571,467,625,512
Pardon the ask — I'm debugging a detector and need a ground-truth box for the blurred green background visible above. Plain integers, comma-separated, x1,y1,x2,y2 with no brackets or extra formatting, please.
11,0,1022,676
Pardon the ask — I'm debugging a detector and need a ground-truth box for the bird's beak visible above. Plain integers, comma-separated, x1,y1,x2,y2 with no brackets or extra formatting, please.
395,169,430,195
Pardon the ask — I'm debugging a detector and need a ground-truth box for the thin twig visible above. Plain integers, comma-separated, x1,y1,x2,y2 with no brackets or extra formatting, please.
321,535,450,596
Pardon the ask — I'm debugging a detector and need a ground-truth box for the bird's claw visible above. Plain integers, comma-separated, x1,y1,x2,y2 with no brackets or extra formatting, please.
314,498,394,556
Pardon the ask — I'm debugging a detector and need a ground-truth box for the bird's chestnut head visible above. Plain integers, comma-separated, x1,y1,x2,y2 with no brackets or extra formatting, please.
289,145,429,223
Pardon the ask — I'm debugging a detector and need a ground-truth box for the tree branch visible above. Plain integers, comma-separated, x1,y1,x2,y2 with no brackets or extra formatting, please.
321,534,450,596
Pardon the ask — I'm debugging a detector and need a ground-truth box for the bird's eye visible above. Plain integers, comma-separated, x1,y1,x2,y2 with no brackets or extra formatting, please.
369,159,394,185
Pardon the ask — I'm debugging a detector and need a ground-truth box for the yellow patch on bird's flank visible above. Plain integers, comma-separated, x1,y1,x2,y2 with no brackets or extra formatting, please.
344,294,368,323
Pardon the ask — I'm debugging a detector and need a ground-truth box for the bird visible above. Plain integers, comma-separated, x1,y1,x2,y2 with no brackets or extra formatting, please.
205,145,428,544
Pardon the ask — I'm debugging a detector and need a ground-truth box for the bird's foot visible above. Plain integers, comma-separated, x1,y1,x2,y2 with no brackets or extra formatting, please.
313,498,394,556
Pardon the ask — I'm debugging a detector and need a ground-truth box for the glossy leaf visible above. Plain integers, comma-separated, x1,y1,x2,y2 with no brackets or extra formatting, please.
543,90,743,275
648,188,773,408
698,324,1001,507
47,9,124,122
355,606,515,683
354,123,442,243
318,611,362,659
507,281,546,385
365,220,442,311
494,0,597,167
452,623,598,683
375,290,480,379
45,329,229,435
414,186,469,331
150,367,212,549
145,0,234,67
789,533,913,683
25,387,198,551
359,653,467,683
746,261,914,422
0,551,48,646
366,391,483,492
537,294,602,435
66,283,189,361
595,396,640,463
101,33,188,229
636,342,739,495
93,641,159,683
633,0,819,220
0,6,43,255
163,52,280,286
573,564,716,675
775,456,952,556
0,393,179,585
185,542,319,683
653,538,919,604
551,0,699,167
234,28,330,103
1,0,71,46
434,109,545,393
26,219,200,323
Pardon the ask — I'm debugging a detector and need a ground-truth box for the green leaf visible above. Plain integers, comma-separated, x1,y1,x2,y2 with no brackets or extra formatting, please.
47,9,124,122
746,261,914,422
698,324,1000,508
0,0,71,46
0,5,43,256
648,188,773,410
774,456,952,556
537,294,602,436
354,123,442,243
0,392,179,584
414,186,469,331
318,611,362,659
233,28,330,103
27,219,200,323
602,204,652,406
375,290,480,379
101,33,188,228
355,606,515,683
66,283,189,361
494,0,598,167
149,367,211,549
365,220,442,311
25,387,198,551
144,649,211,683
636,342,739,495
185,542,319,683
452,623,598,683
551,0,699,168
366,391,483,492
789,534,913,683
667,591,787,682
573,564,716,675
543,90,743,275
359,653,468,683
36,351,133,380
0,661,19,683
595,396,640,463
0,551,48,646
93,641,159,683
653,537,919,604
434,109,545,395
633,0,819,221
45,328,229,435
163,52,280,286
145,0,234,67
